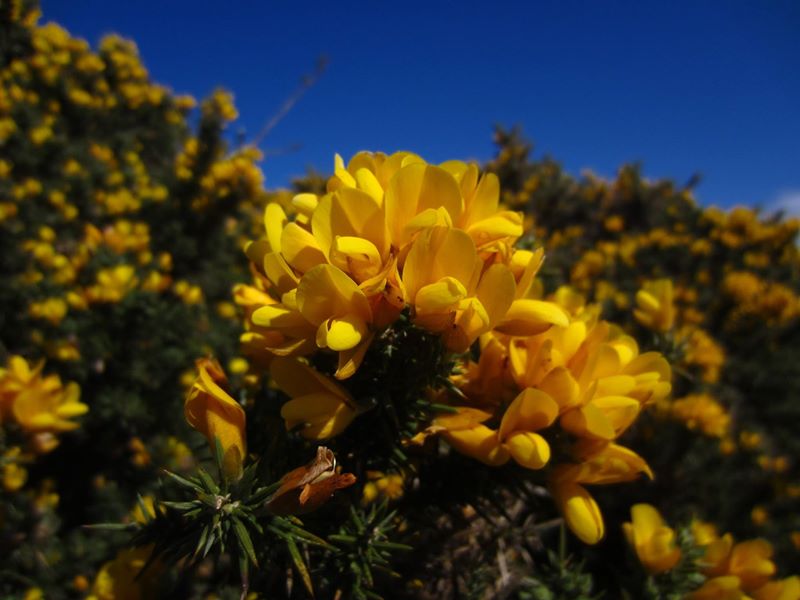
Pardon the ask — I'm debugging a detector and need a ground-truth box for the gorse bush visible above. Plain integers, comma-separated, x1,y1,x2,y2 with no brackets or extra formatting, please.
1,2,799,599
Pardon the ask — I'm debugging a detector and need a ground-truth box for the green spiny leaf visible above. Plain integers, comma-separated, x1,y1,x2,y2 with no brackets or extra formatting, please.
232,515,258,567
286,535,314,598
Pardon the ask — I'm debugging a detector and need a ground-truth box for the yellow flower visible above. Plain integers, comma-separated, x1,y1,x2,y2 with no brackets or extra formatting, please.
203,88,238,122
1,356,87,451
2,447,28,492
753,577,800,600
297,264,373,353
670,393,730,438
184,358,246,481
700,532,736,576
551,480,605,545
688,576,749,600
86,265,138,303
496,251,570,336
0,355,42,420
692,520,720,546
28,296,68,325
173,279,203,304
23,588,44,600
383,160,462,251
11,379,86,432
550,442,652,544
679,326,725,383
728,539,776,591
88,545,162,600
751,506,769,526
622,503,682,574
433,387,558,470
270,357,356,439
361,471,405,504
440,160,523,252
403,226,516,352
634,279,675,332
604,215,624,232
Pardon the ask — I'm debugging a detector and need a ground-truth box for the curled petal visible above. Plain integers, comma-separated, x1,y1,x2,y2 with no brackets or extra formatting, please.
281,393,356,439
495,299,569,336
281,222,327,274
264,202,288,252
553,481,605,544
297,264,372,327
316,314,368,351
442,424,510,466
505,431,551,470
499,387,559,440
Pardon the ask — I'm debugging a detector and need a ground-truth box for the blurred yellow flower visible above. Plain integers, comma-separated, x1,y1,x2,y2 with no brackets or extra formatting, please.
87,545,162,600
671,393,730,438
1,355,87,452
85,265,138,303
634,279,675,332
622,503,681,574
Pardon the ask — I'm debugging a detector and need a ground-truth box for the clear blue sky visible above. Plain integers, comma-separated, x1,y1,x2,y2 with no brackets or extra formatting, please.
44,1,800,211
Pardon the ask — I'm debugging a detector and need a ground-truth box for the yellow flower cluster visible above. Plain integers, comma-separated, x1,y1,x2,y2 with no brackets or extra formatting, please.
689,521,798,600
723,271,800,326
634,279,676,332
0,7,267,373
241,152,567,379
0,355,86,454
237,151,672,545
433,290,670,544
678,326,725,383
669,393,731,438
623,505,799,599
705,206,800,251
175,134,265,211
624,503,682,574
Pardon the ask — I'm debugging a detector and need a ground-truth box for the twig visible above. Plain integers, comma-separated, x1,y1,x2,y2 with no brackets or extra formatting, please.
250,55,328,149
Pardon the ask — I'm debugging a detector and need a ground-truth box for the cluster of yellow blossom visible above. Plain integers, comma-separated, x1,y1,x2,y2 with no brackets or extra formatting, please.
0,22,190,216
678,326,725,384
241,151,544,379
237,152,552,433
174,126,265,211
689,521,798,600
0,5,267,379
634,279,676,332
235,151,672,544
0,355,87,456
623,504,799,599
432,293,670,544
723,272,800,327
668,393,731,438
17,219,178,318
704,207,800,251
